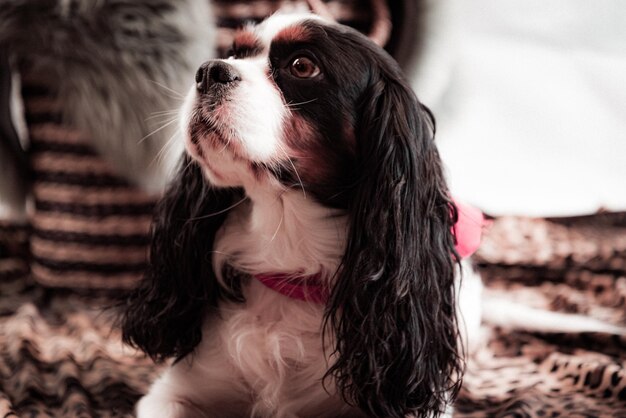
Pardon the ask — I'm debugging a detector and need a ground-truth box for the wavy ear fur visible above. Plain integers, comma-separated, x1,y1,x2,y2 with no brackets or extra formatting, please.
122,157,242,361
325,68,462,417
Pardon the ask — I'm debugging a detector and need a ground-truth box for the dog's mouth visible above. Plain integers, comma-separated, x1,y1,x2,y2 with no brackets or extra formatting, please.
184,102,277,188
185,108,298,187
186,100,247,161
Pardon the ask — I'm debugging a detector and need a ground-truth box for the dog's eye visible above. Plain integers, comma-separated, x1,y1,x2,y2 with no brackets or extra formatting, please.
289,56,320,78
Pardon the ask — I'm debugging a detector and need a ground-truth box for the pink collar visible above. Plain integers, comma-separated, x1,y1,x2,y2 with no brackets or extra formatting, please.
255,272,328,304
254,200,485,304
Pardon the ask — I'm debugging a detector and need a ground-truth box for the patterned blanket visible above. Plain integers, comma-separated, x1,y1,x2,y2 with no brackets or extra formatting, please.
2,0,625,416
460,215,626,417
1,215,625,417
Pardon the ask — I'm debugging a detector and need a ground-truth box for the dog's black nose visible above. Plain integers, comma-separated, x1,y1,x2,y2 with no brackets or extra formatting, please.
195,60,241,93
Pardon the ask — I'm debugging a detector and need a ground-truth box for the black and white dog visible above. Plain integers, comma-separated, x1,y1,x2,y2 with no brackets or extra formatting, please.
122,12,480,418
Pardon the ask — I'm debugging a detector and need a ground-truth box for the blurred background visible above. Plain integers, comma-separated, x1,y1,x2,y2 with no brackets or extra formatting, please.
0,1,625,417
411,0,626,216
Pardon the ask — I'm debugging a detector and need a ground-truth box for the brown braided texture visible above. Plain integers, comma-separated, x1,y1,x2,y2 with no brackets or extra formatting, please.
3,214,626,416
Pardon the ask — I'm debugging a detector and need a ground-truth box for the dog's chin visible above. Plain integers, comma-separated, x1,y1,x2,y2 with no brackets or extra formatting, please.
185,136,243,188
185,130,279,190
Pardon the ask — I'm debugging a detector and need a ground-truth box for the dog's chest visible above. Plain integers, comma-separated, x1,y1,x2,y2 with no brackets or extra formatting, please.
199,191,344,407
212,191,348,280
202,280,330,397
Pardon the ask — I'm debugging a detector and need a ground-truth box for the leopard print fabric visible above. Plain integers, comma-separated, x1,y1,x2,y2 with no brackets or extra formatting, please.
1,215,625,417
457,215,626,418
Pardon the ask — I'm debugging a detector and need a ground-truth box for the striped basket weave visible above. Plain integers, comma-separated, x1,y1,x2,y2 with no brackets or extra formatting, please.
21,75,154,289
0,221,29,288
17,0,376,289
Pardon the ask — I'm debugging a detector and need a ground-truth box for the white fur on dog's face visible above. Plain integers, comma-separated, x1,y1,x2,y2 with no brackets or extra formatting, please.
180,13,323,189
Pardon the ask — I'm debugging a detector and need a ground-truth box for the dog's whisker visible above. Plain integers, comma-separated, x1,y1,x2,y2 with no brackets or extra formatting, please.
285,98,318,108
276,143,306,199
186,196,250,221
151,91,185,102
139,118,179,143
218,135,230,154
146,109,180,120
144,115,179,128
148,79,186,99
182,158,195,173
145,114,179,122
150,108,181,115
150,131,181,168
269,211,284,243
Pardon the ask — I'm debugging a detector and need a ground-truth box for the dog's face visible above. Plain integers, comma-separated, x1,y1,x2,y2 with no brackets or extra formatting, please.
182,13,384,207
125,13,463,418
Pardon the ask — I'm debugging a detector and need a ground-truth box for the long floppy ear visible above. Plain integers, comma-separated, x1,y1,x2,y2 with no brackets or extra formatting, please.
122,156,242,361
325,74,462,418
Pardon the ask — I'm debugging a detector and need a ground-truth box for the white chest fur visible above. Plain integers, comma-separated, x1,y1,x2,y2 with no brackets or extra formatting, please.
166,189,357,417
203,283,336,417
138,281,356,418
213,189,348,282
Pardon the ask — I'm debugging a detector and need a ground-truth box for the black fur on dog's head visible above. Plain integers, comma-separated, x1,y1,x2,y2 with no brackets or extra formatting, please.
122,13,462,418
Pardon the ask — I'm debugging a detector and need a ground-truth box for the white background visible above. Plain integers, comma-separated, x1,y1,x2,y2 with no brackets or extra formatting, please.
412,0,626,217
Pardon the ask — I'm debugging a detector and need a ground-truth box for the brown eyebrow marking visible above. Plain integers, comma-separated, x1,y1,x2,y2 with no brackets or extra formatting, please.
273,24,312,44
231,30,263,57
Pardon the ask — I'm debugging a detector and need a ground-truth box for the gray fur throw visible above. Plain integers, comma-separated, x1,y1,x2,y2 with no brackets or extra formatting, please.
0,0,215,194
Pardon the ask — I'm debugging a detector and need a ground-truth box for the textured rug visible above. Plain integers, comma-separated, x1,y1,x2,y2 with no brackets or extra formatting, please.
458,215,626,417
2,0,625,416
1,215,626,417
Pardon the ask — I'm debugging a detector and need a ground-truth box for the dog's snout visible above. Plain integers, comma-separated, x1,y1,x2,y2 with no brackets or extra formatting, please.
196,60,241,93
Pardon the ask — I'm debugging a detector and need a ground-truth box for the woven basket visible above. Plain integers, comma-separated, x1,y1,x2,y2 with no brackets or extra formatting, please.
21,73,154,289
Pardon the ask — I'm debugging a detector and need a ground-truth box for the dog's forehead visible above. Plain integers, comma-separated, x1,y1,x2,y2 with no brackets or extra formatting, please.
254,13,326,49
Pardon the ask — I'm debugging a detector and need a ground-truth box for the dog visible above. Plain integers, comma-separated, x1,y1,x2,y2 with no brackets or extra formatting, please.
121,12,487,418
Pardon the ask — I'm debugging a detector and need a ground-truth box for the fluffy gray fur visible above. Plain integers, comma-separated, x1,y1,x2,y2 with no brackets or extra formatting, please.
0,0,215,195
